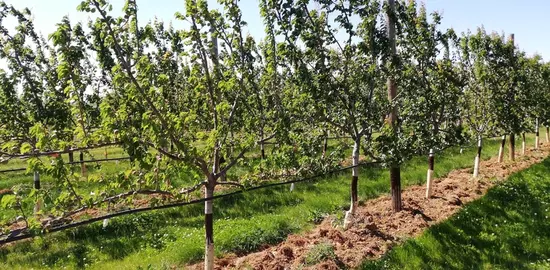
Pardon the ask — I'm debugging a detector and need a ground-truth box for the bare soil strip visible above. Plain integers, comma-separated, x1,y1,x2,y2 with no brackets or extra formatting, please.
188,144,550,270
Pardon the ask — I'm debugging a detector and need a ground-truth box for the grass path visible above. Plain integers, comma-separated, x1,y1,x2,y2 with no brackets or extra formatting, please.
361,154,550,270
0,134,545,269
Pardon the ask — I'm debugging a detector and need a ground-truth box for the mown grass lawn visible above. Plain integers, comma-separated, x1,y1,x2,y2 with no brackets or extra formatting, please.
0,133,543,269
0,146,130,190
361,156,550,270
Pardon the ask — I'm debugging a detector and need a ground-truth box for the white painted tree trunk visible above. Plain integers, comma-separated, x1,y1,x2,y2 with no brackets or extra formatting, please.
425,149,435,199
344,140,360,230
473,136,482,178
204,184,214,270
497,135,506,163
460,148,463,154
289,183,295,192
546,126,549,143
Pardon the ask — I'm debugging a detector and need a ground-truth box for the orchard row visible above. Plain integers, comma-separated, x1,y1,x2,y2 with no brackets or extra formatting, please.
1,1,549,269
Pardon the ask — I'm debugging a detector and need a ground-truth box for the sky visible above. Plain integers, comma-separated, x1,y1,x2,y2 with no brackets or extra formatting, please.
2,0,550,60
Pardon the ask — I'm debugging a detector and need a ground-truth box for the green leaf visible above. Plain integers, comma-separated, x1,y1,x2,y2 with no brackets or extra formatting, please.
0,195,16,209
20,143,32,154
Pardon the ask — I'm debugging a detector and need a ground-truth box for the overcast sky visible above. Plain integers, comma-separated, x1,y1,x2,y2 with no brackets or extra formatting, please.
3,0,549,59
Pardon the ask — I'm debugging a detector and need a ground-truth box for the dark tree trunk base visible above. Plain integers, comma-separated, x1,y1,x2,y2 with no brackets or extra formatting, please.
34,171,40,190
428,152,435,171
351,176,358,205
390,167,401,212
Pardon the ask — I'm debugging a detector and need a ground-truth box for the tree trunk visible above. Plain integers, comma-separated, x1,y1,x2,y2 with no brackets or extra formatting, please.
33,171,40,190
104,148,108,159
473,136,482,178
386,0,401,213
535,118,539,149
546,126,549,143
322,130,329,159
498,135,506,163
33,171,42,214
260,127,266,160
522,133,526,155
425,149,435,198
68,151,74,163
204,181,214,270
509,133,515,161
218,155,226,182
79,152,86,175
344,139,360,229
390,167,401,211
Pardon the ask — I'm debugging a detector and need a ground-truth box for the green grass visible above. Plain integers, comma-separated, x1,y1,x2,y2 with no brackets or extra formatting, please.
0,146,130,190
0,146,135,222
304,242,338,266
360,156,550,270
0,133,544,269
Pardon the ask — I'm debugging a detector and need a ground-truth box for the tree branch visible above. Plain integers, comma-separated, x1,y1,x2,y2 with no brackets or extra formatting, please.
216,181,244,188
90,1,187,157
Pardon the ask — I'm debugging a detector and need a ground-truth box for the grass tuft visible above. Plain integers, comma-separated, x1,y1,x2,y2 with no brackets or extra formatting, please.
304,242,337,266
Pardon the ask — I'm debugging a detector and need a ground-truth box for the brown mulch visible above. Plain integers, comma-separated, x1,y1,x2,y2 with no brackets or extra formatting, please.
188,144,550,270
